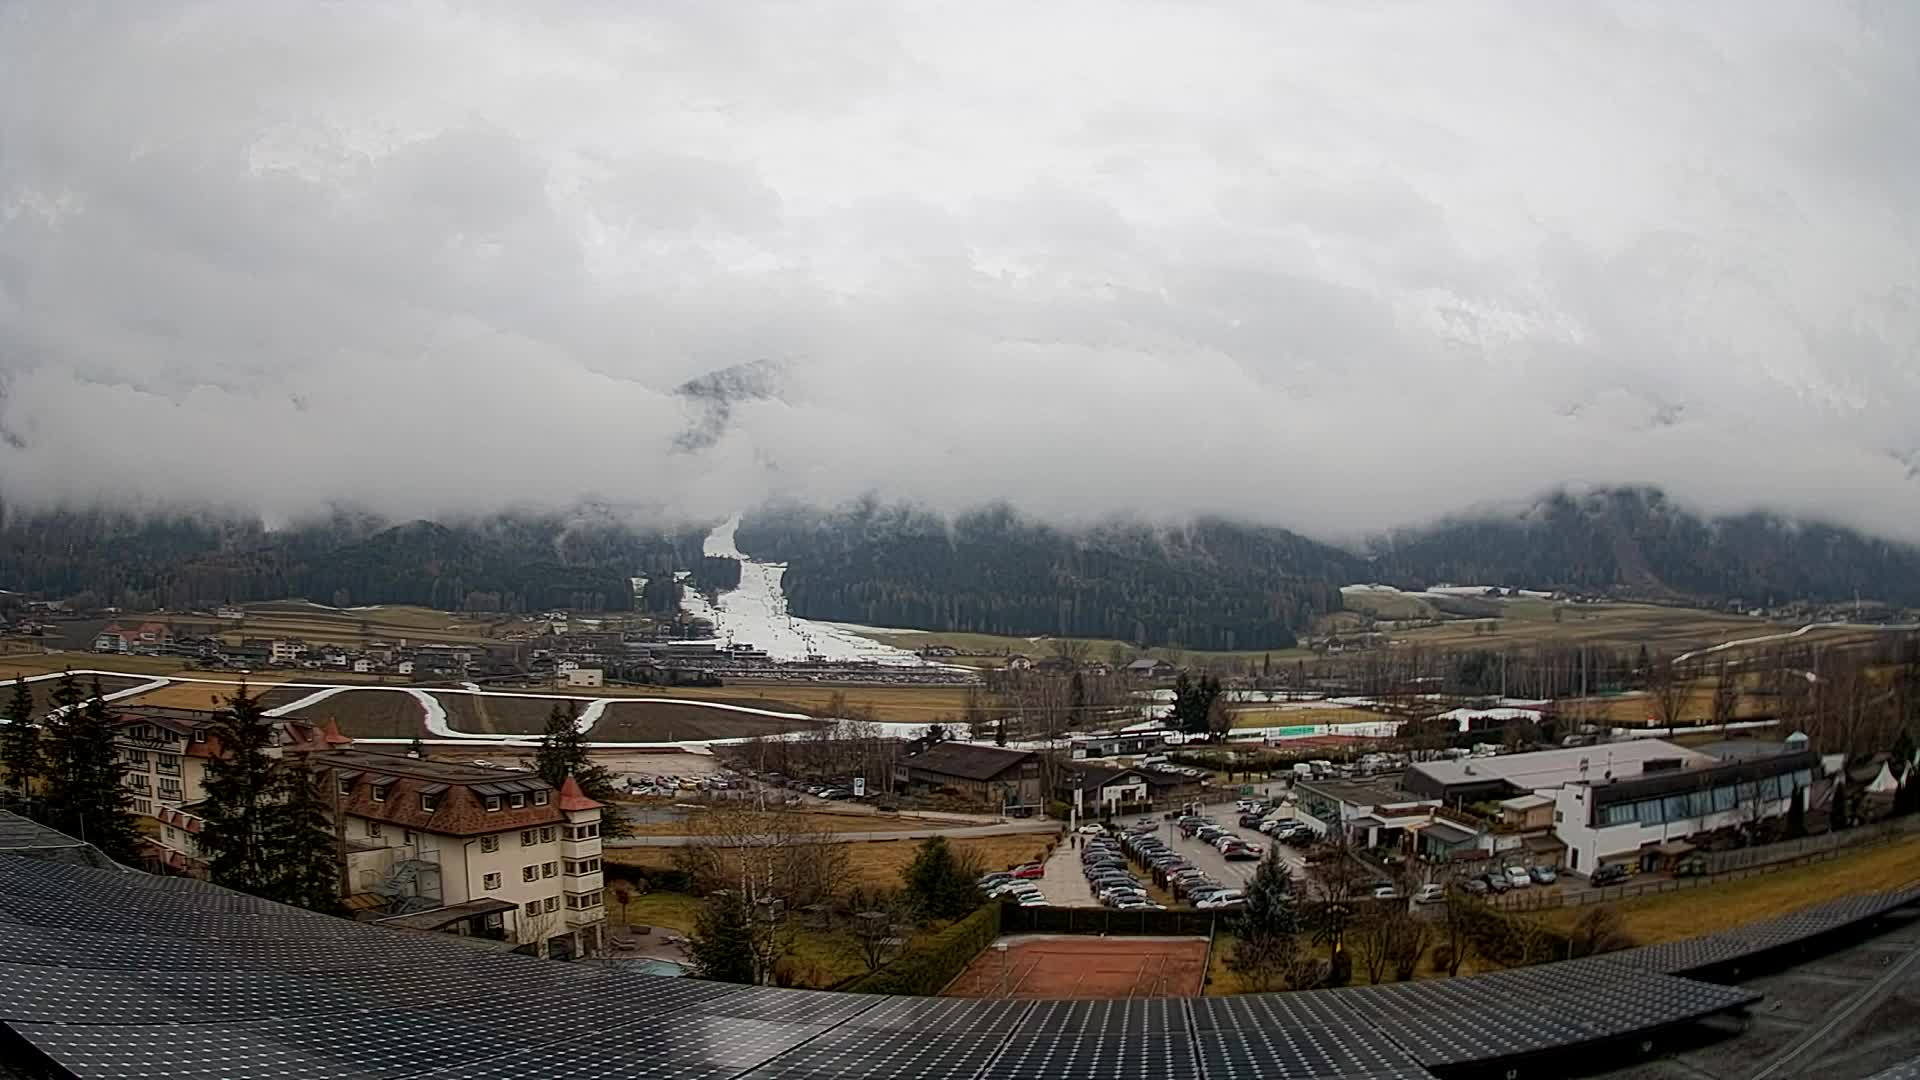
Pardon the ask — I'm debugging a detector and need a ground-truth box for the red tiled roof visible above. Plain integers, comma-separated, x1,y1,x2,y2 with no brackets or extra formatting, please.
556,775,602,812
321,718,353,746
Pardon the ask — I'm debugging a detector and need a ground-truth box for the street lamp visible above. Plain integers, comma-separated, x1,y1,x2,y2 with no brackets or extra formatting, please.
994,941,1009,998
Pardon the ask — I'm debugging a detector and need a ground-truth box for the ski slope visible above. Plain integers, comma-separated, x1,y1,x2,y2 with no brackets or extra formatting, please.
684,514,930,666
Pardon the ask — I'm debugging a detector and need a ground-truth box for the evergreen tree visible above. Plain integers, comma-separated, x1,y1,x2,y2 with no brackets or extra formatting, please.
532,703,628,837
1227,854,1308,991
262,760,344,914
1167,673,1223,737
1786,786,1808,837
0,676,39,795
40,676,138,860
994,719,1007,747
688,891,758,983
1068,673,1087,729
198,687,283,893
901,835,982,920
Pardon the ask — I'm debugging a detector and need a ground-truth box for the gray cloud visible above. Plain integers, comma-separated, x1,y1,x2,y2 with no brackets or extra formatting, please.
0,1,1916,540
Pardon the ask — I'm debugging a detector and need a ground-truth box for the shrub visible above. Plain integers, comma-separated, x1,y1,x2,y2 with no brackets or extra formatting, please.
846,904,1002,995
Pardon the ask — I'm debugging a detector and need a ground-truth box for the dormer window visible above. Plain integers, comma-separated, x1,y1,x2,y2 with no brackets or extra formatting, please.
533,791,549,807
193,730,208,743
421,793,440,813
484,795,502,812
509,793,525,809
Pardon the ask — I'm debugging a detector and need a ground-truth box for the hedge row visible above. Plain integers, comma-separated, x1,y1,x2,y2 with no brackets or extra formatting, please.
845,904,1003,995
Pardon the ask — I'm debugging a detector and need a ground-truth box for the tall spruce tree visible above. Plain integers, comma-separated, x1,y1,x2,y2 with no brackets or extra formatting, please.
532,702,627,836
39,675,138,860
1167,673,1223,737
0,676,39,795
263,760,344,913
1227,854,1307,991
688,891,758,983
197,687,283,893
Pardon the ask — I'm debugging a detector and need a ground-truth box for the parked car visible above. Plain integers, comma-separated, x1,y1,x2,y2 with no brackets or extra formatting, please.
1222,845,1258,862
1372,884,1400,900
1076,824,1106,836
1196,890,1246,909
1010,863,1045,880
1480,873,1510,894
1504,866,1533,889
1239,814,1265,829
1528,866,1558,885
1460,878,1490,896
1590,863,1631,886
1412,883,1446,905
978,873,1013,890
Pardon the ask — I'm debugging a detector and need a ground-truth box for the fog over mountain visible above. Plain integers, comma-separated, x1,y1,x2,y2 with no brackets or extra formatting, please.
1,2,1916,542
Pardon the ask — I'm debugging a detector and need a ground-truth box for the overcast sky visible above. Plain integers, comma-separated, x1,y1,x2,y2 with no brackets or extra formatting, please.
1,1,1916,541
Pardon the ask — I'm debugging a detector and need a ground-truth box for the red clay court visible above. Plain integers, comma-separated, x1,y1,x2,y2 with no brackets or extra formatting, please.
942,935,1209,999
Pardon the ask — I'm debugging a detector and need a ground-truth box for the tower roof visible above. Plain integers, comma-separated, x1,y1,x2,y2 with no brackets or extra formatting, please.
556,775,602,812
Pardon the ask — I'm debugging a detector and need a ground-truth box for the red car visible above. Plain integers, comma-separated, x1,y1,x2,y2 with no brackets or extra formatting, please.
1010,863,1045,880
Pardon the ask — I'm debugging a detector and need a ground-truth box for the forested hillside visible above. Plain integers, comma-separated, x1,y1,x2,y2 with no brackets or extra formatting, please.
735,502,1357,650
1365,489,1920,607
0,506,707,613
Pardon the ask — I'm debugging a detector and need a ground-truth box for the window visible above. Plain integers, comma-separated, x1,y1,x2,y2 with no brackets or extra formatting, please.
520,830,536,847
158,779,182,798
565,823,601,841
565,858,601,875
193,730,208,743
480,835,499,854
338,777,353,796
155,755,180,776
509,793,526,809
131,800,152,816
534,791,550,807
1712,785,1737,813
522,865,537,883
484,795,502,812
541,861,557,879
164,827,175,842
420,793,440,813
524,901,540,917
124,750,149,767
482,873,501,890
566,891,604,910
367,822,383,838
539,827,555,843
1554,810,1564,824
372,785,387,804
543,896,559,914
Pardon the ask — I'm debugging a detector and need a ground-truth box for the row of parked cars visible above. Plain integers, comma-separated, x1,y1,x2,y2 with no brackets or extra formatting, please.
978,863,1049,907
1116,822,1246,910
1081,832,1165,910
1459,864,1559,895
1179,815,1265,861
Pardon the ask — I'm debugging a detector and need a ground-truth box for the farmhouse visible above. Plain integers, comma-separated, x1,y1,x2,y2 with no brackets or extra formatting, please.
895,742,1044,812
1125,658,1175,679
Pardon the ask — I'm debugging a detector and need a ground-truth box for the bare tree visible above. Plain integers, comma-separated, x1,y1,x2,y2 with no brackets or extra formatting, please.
845,891,912,972
1350,905,1395,984
672,802,851,916
1709,661,1740,733
1569,905,1632,957
1645,654,1692,729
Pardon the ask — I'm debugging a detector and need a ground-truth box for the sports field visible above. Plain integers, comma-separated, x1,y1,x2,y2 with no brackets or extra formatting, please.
942,934,1208,999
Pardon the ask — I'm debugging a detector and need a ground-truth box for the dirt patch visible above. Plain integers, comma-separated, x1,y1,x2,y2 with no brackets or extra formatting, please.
589,700,823,742
119,677,295,710
286,689,427,739
944,934,1209,999
430,693,560,735
257,686,324,711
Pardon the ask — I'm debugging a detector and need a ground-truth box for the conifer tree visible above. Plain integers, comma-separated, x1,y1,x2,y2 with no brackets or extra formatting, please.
39,675,139,860
688,891,758,983
532,702,627,836
0,676,39,795
197,687,283,893
263,760,344,914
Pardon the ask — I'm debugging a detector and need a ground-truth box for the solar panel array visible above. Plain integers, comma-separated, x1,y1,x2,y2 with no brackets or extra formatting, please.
1605,883,1920,976
4,839,1912,1080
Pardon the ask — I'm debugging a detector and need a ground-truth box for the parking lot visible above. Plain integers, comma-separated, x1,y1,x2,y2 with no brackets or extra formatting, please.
1041,838,1103,907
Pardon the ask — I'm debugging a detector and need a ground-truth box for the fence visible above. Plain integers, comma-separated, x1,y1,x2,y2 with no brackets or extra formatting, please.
998,903,1217,938
1491,817,1920,914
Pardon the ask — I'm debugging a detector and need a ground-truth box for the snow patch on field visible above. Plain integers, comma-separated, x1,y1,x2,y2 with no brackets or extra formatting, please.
683,514,931,666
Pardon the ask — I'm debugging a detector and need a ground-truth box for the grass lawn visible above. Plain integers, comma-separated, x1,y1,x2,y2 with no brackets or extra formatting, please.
619,810,937,836
603,886,935,989
1229,706,1395,729
1528,834,1920,945
606,832,1059,891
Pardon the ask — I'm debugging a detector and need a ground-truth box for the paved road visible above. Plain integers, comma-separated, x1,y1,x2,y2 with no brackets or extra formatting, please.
608,820,1060,847
1039,840,1101,907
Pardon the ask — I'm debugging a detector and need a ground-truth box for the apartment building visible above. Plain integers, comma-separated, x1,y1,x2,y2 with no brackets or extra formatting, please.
314,749,606,959
116,707,341,874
